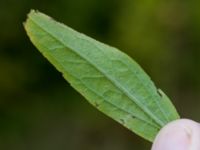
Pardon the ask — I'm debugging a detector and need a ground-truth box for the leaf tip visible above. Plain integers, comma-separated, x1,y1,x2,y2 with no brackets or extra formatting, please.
23,9,40,33
28,9,40,16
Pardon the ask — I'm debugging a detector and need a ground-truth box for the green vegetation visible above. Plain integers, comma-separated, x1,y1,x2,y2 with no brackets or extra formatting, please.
24,10,179,142
1,0,200,149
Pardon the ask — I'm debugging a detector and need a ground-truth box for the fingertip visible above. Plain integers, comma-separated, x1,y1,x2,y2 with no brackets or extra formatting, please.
151,119,200,150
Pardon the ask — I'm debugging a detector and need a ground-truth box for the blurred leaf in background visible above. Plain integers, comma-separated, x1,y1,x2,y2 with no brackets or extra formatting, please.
0,0,200,150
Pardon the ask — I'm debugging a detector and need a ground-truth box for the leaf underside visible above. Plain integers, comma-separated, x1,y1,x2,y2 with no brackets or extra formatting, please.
24,10,180,142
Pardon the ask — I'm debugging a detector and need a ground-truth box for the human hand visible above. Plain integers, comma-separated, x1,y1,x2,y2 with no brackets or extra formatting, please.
151,119,200,150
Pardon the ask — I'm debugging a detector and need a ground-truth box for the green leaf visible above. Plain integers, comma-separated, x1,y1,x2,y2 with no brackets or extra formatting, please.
24,10,180,142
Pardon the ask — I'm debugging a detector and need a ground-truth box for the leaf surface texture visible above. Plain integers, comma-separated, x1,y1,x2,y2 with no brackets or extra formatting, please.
24,10,180,142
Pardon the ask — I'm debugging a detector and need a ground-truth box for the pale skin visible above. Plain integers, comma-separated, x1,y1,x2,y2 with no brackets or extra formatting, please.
151,119,200,150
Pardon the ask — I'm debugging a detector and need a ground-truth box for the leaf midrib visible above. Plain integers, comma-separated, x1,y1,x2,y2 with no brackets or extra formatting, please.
28,16,164,127
92,43,169,123
65,71,160,129
31,38,159,129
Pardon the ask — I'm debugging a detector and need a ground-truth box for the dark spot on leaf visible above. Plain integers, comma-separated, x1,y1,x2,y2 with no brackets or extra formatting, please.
131,116,136,119
94,102,100,108
120,119,125,125
157,90,162,97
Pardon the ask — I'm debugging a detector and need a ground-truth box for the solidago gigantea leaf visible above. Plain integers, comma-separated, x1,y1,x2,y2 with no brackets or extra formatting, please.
24,10,180,142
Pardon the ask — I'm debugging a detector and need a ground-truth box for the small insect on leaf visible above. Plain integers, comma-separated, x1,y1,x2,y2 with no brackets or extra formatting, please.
24,10,180,142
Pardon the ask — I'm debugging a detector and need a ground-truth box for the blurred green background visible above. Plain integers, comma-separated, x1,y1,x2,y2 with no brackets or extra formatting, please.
0,0,200,149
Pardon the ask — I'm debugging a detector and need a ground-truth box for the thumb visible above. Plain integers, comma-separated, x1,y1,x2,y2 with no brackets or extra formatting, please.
151,119,200,150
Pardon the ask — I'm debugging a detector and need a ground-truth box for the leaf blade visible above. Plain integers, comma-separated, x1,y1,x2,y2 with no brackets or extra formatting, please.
24,10,180,142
